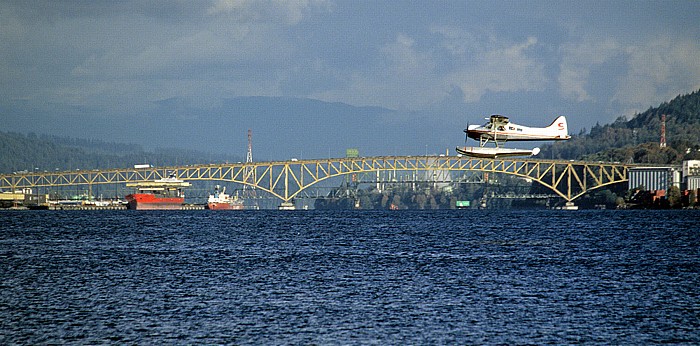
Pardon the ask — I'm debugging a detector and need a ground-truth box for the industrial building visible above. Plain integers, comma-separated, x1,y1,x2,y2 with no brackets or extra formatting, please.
0,188,49,208
627,161,700,207
628,166,681,191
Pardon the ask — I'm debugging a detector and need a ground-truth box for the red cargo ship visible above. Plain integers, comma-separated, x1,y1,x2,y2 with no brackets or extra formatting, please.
206,185,244,210
125,174,191,210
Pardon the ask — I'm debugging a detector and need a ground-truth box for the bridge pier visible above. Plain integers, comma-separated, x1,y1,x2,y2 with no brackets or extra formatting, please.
278,202,295,210
560,202,579,210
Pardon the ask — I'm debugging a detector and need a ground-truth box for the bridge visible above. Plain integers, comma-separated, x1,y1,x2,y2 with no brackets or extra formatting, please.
1,156,633,205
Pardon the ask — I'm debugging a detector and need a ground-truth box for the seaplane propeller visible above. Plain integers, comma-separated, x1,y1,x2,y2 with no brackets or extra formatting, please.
464,122,470,144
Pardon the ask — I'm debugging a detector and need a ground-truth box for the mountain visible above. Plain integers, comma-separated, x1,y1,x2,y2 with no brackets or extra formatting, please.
143,96,460,160
179,97,402,160
2,96,462,173
4,90,699,172
541,89,700,164
2,96,466,162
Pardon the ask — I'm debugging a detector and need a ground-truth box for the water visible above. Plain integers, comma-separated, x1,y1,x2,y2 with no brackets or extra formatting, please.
1,210,699,344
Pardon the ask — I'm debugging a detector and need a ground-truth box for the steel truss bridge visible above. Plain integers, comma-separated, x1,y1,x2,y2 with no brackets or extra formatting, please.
1,156,633,204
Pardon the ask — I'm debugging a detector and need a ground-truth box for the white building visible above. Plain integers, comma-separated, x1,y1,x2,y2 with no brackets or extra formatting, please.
683,160,700,190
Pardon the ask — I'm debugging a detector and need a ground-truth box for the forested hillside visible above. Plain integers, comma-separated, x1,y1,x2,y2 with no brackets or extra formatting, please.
0,132,242,174
541,89,700,164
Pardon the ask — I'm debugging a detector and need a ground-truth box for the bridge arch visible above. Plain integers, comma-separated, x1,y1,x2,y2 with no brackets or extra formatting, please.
0,156,632,204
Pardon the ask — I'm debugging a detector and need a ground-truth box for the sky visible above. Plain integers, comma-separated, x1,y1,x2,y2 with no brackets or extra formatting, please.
1,0,700,159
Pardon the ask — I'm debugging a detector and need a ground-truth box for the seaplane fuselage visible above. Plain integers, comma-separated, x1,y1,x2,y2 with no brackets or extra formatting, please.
465,115,571,142
455,115,571,159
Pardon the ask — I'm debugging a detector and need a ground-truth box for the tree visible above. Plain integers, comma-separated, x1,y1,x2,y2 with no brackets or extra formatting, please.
667,186,682,208
415,193,427,209
391,194,401,209
616,197,626,208
688,189,697,208
380,194,389,208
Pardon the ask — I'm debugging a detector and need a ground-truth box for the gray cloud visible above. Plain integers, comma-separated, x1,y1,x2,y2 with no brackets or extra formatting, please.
2,0,699,153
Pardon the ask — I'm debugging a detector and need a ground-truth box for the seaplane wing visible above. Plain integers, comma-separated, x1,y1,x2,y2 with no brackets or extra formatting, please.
466,115,571,142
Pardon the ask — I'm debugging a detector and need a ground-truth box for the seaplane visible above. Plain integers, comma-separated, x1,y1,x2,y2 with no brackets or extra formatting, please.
455,114,571,158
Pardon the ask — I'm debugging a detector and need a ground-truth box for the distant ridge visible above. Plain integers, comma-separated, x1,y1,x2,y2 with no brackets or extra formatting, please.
145,96,401,161
0,131,242,174
4,90,700,172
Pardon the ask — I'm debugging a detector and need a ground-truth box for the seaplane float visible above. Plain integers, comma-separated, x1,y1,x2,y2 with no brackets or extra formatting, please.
456,114,571,158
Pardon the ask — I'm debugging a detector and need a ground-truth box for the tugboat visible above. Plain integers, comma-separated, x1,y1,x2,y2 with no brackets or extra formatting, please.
124,174,191,210
207,185,244,210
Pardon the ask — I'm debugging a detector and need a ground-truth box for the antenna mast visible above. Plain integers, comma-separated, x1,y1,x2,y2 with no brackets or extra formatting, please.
660,114,667,148
242,129,258,207
246,129,253,163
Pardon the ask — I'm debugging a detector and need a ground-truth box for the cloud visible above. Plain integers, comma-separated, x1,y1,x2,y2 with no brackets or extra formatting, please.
557,34,700,116
438,31,547,103
373,34,441,107
207,0,330,25
2,0,699,141
312,31,549,110
208,0,248,15
310,33,444,110
557,38,622,102
455,36,546,102
614,37,700,114
0,0,340,113
72,24,293,79
35,2,322,111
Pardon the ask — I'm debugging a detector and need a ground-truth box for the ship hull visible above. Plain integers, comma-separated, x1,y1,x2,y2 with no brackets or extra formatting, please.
207,202,244,210
125,193,184,210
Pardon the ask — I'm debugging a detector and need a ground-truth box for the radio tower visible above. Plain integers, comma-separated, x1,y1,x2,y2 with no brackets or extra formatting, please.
242,129,257,207
246,129,253,164
660,114,667,148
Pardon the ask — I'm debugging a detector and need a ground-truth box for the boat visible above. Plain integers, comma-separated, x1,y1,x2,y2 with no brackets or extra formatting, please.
124,174,191,210
207,185,244,210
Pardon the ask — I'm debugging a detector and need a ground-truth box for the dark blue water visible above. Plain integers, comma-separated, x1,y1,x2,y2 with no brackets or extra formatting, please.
1,210,699,344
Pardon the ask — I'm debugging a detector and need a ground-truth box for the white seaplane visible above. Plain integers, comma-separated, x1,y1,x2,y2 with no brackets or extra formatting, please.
455,114,571,158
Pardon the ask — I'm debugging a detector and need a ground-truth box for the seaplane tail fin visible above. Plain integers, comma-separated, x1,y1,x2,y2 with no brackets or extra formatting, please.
547,116,570,139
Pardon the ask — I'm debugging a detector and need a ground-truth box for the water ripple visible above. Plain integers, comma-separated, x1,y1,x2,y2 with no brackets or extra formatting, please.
1,209,699,344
